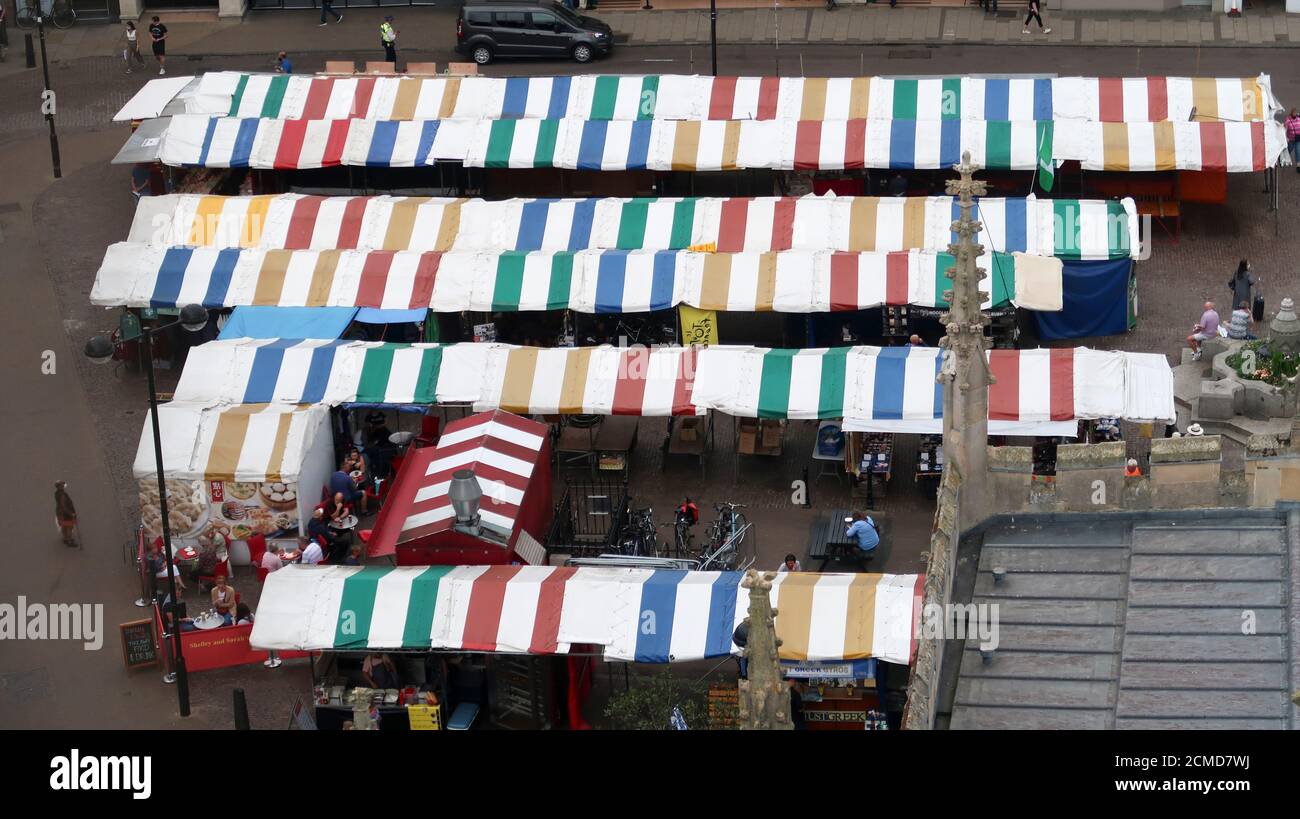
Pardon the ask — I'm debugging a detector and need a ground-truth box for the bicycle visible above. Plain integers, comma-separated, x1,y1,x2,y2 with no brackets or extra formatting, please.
616,507,659,557
15,0,75,30
706,502,749,553
698,522,755,573
660,504,697,559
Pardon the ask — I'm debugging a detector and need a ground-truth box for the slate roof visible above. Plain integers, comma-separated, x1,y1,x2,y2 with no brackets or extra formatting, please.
949,513,1297,730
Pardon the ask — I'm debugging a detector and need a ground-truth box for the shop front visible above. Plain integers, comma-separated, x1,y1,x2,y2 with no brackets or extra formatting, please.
250,563,923,729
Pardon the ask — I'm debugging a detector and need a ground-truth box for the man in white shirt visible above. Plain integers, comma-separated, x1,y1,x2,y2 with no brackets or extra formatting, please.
300,535,325,565
777,553,802,572
260,542,283,573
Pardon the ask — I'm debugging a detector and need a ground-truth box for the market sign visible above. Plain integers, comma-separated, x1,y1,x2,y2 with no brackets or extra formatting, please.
805,710,867,723
782,659,875,680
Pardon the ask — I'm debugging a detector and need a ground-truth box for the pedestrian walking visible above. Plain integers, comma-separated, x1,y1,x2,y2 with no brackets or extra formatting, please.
1285,108,1300,171
54,481,78,548
122,21,146,73
380,15,398,65
1022,0,1050,34
149,15,168,75
275,50,292,74
319,0,342,26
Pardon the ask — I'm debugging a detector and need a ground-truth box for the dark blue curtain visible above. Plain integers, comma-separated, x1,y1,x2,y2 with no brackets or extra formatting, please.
1035,259,1132,340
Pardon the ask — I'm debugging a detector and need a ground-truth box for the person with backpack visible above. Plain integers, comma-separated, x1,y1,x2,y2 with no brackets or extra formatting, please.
379,15,398,65
845,510,880,555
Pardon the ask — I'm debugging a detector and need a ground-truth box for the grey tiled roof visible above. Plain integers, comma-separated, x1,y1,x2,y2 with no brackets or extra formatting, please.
949,514,1295,730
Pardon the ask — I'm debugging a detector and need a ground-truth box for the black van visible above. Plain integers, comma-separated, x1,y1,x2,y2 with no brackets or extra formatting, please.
456,2,614,65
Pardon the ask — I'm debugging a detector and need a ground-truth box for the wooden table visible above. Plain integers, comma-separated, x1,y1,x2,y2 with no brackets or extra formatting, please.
594,416,639,478
665,413,712,480
806,508,875,572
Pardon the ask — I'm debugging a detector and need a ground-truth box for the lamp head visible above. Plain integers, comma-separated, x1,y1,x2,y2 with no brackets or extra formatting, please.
84,335,115,365
179,304,208,332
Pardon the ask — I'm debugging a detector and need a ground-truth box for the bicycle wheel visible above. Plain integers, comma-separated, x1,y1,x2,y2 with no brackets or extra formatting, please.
15,6,36,29
52,7,76,29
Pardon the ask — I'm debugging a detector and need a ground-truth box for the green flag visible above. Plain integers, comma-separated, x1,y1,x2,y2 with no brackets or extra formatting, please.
1036,121,1055,193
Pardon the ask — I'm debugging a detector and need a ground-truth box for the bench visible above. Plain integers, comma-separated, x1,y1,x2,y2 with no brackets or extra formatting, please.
806,508,875,572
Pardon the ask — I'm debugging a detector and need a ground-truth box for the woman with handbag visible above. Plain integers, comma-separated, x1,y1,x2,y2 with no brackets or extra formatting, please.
122,21,145,73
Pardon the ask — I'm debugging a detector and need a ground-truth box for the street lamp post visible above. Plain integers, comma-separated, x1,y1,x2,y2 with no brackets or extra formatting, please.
36,15,60,179
709,0,718,76
85,304,209,719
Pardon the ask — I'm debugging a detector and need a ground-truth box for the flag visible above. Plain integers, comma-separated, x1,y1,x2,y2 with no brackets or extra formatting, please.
679,305,718,346
1036,121,1055,193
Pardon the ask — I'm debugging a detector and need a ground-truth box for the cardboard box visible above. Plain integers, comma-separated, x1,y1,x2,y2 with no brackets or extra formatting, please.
679,417,700,442
761,420,783,448
738,429,758,454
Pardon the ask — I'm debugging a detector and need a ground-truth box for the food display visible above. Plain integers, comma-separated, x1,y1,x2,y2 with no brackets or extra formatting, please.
260,482,299,512
141,478,301,545
139,479,208,539
225,482,258,501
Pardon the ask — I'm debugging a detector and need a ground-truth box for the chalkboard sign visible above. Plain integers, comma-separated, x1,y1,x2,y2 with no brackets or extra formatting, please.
120,619,159,670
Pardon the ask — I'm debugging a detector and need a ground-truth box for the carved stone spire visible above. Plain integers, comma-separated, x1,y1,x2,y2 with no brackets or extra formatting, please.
939,152,995,519
736,569,793,730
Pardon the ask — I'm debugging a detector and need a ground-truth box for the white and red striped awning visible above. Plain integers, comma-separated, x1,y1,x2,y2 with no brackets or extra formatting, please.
378,410,547,550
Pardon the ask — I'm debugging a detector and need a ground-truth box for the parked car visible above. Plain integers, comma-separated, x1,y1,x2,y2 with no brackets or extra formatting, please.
456,2,614,65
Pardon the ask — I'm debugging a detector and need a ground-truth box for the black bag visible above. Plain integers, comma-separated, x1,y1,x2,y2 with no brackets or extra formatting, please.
1253,291,1265,323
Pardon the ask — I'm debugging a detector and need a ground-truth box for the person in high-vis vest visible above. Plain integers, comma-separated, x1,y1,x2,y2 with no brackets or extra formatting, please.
380,15,397,64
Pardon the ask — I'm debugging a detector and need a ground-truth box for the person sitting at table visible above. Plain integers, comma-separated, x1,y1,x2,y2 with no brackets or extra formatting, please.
148,539,187,594
341,447,366,479
845,511,880,555
329,491,350,523
211,574,237,625
299,533,325,566
363,652,401,690
261,542,284,574
308,508,342,553
234,602,254,626
778,554,802,572
329,468,368,516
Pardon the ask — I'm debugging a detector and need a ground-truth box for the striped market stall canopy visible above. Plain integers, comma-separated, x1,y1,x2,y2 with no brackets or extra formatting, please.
92,245,1063,313
132,72,1286,171
127,193,1138,260
157,114,1283,174
167,340,1176,426
691,345,1174,429
247,563,924,664
159,115,1069,172
132,401,330,482
180,72,1277,124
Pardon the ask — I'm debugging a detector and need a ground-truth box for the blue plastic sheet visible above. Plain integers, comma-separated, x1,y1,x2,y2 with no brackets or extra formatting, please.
218,306,358,340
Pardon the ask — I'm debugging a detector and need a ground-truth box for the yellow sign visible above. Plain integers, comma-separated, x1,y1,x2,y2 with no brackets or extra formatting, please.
679,305,719,347
407,704,442,731
687,242,717,253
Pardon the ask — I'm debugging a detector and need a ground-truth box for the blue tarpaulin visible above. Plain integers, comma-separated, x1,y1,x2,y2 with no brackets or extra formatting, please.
1035,259,1133,340
354,307,428,325
218,306,358,340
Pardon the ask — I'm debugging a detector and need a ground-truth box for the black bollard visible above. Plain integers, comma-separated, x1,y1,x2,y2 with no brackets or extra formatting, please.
233,688,251,730
24,33,34,68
